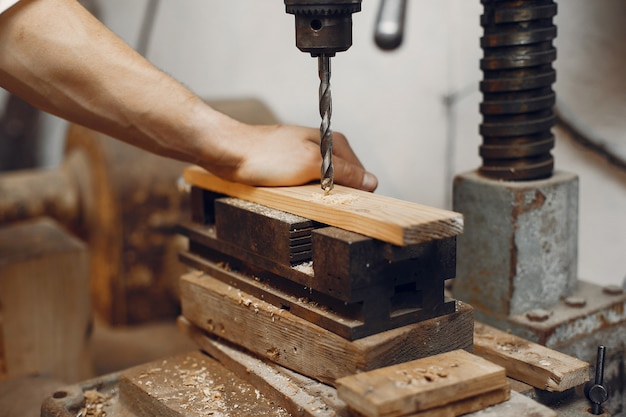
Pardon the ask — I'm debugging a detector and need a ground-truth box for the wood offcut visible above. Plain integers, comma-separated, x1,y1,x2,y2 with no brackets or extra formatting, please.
473,322,590,392
335,349,508,417
184,166,463,246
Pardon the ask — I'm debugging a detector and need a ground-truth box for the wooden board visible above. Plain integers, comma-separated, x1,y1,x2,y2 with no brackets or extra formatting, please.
178,317,558,417
180,271,474,385
406,387,509,417
335,350,507,417
184,166,463,246
178,317,350,417
119,351,290,417
473,322,589,392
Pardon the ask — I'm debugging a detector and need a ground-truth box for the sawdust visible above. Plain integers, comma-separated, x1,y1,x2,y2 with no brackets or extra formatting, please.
309,191,358,206
393,365,450,389
292,260,314,276
133,354,289,416
78,389,113,417
224,198,309,223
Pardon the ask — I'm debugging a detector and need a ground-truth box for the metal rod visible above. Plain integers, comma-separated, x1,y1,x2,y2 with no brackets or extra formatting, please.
591,345,607,415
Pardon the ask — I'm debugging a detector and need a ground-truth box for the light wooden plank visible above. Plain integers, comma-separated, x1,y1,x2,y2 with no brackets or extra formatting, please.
184,166,463,246
335,350,507,417
473,322,590,392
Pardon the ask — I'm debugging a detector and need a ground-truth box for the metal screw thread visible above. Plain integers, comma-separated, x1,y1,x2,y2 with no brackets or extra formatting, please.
479,0,557,180
318,55,334,193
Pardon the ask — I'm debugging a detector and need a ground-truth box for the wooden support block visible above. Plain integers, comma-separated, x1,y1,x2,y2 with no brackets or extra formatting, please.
180,271,474,385
0,218,92,382
215,198,317,265
119,350,289,417
179,251,454,339
184,166,463,246
335,350,508,417
473,322,590,392
178,221,316,290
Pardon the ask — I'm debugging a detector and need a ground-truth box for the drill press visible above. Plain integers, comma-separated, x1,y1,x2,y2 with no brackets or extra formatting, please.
284,0,362,193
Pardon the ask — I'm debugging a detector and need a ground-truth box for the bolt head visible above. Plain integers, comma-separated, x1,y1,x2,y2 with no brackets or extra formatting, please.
526,308,552,322
603,285,624,296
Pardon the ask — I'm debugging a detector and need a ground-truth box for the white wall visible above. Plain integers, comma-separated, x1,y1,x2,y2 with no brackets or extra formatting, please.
88,0,626,288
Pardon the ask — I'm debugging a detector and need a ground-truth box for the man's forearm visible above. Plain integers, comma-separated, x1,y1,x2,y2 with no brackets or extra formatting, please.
0,0,232,166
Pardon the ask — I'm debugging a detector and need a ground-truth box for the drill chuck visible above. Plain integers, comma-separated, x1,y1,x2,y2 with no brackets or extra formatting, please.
285,0,362,56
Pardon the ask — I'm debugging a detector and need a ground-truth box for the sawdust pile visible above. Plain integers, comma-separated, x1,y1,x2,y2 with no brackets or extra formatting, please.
292,260,314,276
78,389,113,417
134,354,290,417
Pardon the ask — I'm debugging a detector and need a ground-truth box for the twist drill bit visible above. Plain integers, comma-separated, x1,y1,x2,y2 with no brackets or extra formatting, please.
318,54,334,193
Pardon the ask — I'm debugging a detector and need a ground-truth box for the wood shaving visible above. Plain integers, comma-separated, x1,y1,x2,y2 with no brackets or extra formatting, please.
292,261,314,276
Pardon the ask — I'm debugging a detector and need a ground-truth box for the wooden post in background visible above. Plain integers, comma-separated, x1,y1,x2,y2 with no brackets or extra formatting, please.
0,218,93,382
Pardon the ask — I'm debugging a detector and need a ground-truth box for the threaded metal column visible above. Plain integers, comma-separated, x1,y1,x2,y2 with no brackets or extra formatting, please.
479,0,557,181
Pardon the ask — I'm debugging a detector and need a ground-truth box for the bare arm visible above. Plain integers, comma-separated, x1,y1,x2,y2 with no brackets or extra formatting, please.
0,0,377,191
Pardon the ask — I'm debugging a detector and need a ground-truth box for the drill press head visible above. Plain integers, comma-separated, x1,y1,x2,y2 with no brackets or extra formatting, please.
285,0,362,57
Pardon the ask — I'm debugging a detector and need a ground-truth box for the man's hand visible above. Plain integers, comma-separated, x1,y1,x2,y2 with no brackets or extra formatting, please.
195,116,377,191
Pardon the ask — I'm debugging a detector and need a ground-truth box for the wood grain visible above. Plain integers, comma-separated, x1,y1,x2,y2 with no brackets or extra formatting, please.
180,271,474,385
335,350,507,417
178,317,350,417
473,322,590,392
406,387,509,417
184,166,463,246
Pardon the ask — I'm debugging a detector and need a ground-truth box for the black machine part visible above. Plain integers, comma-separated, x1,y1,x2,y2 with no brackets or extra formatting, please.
284,0,362,56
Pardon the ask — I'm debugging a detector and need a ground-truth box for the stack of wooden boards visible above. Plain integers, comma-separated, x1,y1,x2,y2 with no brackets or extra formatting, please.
178,167,473,383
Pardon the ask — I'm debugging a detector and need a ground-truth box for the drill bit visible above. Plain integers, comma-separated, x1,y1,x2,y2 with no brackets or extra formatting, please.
318,54,334,194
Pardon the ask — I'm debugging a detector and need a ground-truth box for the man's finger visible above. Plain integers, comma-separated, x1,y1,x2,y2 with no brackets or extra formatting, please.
332,155,378,192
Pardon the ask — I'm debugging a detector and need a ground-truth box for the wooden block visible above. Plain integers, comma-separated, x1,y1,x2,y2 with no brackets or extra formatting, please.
178,221,316,290
179,251,455,339
119,351,289,417
335,350,507,417
473,322,590,392
0,218,93,382
180,271,474,385
215,198,317,265
178,317,350,417
184,166,463,246
313,227,456,302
